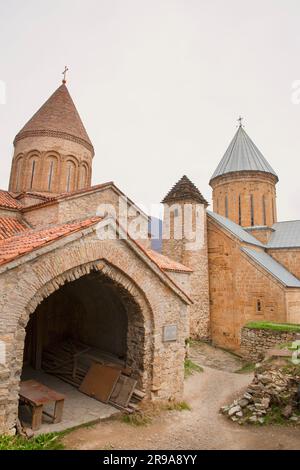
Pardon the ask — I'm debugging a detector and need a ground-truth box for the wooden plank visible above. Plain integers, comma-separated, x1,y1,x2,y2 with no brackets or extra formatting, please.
79,363,121,403
31,405,43,431
109,375,137,408
54,399,64,423
132,389,146,400
19,380,65,405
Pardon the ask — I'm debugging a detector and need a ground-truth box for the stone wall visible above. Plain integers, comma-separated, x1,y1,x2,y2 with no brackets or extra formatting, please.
268,248,300,281
207,216,288,351
162,202,210,341
23,203,59,227
0,209,20,220
23,185,151,249
240,326,300,362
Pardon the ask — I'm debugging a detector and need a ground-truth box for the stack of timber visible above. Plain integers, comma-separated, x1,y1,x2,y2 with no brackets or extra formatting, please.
42,339,125,387
42,339,145,412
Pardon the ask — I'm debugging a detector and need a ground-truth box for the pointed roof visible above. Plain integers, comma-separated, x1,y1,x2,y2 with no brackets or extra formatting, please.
210,125,278,184
162,175,208,205
14,84,94,154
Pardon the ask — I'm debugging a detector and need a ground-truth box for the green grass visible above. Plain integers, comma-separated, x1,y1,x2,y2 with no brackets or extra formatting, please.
121,412,152,427
0,432,65,450
263,406,300,426
163,401,191,412
235,362,256,374
246,321,300,333
121,400,191,427
184,359,203,378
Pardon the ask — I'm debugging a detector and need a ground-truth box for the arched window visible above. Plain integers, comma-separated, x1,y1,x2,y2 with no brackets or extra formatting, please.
30,160,36,190
250,194,254,226
256,299,262,313
15,158,23,192
272,198,275,224
48,160,54,191
238,195,242,225
80,165,88,189
225,195,229,218
262,196,267,226
66,161,76,192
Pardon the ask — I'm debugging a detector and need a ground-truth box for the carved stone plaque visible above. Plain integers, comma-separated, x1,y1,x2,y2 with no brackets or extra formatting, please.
163,324,177,342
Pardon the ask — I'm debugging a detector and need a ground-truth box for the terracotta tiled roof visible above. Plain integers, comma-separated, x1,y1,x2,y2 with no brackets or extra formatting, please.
16,191,57,202
146,249,193,273
0,217,28,240
20,183,114,210
14,84,94,154
0,190,22,209
56,182,114,200
0,217,101,266
162,175,208,205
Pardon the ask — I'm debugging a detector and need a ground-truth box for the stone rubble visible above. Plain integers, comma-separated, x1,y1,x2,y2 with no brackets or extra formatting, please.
221,361,300,425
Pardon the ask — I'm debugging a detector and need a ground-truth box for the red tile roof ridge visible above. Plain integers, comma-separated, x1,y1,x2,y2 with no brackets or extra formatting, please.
146,248,193,273
0,190,23,209
20,182,114,210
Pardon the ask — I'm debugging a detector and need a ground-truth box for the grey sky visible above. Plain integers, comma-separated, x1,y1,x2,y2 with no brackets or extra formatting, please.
0,0,300,219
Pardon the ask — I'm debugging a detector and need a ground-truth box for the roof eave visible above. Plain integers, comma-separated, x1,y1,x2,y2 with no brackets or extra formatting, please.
209,170,279,187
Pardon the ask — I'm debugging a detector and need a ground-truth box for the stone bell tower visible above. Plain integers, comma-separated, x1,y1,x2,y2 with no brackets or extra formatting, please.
162,175,210,340
9,72,94,195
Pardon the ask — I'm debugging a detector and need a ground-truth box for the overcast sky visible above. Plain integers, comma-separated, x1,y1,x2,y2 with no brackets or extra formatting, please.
0,0,300,219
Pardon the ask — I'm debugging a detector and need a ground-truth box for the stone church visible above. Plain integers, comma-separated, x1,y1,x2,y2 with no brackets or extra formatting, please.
0,79,299,433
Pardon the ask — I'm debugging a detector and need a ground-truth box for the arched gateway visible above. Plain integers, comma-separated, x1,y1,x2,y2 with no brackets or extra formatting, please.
0,225,190,434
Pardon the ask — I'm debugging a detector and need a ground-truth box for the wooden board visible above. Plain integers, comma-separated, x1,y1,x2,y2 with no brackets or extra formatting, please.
19,380,65,406
109,375,137,408
79,363,121,403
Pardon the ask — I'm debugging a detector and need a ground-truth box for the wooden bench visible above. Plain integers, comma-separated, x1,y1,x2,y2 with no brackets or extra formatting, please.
19,380,65,431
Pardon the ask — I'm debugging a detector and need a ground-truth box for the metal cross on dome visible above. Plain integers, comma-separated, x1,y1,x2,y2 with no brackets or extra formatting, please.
237,116,244,127
62,66,69,84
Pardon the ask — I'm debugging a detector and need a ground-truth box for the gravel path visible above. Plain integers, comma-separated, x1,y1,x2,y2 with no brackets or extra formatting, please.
63,344,300,450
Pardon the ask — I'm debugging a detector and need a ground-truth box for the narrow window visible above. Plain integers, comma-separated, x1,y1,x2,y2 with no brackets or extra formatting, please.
256,299,262,312
262,196,267,226
272,198,275,224
15,159,23,192
173,208,179,217
66,163,72,192
48,161,54,191
225,195,229,218
250,194,254,226
80,165,88,189
30,160,36,190
238,195,242,225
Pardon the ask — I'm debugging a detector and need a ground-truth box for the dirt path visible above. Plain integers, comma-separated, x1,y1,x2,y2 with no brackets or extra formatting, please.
63,344,300,450
189,340,245,372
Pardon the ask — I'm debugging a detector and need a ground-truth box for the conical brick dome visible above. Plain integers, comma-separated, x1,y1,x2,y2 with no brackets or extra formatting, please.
9,83,94,194
14,84,94,154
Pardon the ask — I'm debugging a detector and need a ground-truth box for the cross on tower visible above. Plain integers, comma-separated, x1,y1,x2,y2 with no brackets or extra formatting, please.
62,66,69,84
237,116,244,127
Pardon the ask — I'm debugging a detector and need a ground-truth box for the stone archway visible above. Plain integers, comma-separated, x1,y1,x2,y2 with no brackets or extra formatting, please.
0,258,155,433
22,260,153,391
